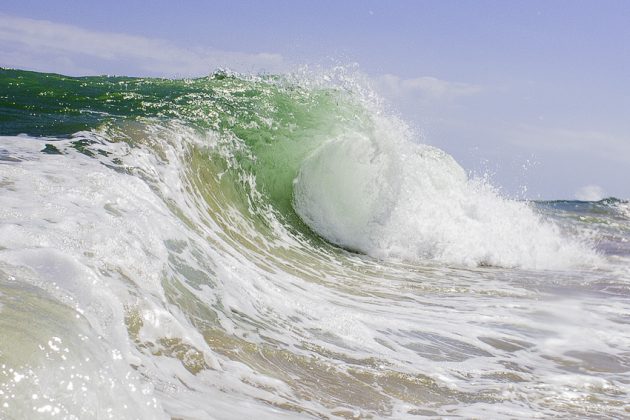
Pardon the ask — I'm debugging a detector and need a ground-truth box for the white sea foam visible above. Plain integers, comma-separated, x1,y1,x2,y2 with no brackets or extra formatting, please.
0,70,628,420
0,133,345,419
293,113,600,269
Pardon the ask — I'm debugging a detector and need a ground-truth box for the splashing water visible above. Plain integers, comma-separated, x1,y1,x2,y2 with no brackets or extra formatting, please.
0,68,629,419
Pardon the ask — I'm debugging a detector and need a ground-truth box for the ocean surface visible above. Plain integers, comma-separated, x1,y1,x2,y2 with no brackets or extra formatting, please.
1,68,629,419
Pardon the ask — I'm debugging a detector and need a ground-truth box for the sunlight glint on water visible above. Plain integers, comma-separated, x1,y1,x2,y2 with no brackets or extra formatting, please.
0,68,629,419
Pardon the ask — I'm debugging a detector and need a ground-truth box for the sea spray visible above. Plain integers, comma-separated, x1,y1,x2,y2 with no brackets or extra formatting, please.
292,95,598,268
1,68,628,419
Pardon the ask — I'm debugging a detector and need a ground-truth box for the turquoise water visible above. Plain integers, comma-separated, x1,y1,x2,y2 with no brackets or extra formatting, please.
1,68,629,419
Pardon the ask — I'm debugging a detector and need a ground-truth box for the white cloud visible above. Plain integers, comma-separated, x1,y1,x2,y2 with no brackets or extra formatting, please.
0,14,284,77
376,74,483,99
509,124,630,163
575,184,605,201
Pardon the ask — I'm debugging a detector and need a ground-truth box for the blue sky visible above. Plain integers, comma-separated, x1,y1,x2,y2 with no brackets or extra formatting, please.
1,0,629,199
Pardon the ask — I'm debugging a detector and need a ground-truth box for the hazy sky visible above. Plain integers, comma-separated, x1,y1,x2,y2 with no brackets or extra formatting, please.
1,0,629,199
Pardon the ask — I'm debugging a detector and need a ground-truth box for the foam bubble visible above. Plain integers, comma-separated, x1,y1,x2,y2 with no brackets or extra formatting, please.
293,114,599,269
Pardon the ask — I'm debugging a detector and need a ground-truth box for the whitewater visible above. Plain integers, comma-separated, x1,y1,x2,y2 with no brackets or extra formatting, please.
0,67,629,419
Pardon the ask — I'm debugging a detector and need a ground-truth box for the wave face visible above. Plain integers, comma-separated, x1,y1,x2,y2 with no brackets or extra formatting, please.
1,68,629,419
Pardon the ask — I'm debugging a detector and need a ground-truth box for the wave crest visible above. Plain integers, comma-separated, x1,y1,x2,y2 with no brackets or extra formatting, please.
292,111,599,269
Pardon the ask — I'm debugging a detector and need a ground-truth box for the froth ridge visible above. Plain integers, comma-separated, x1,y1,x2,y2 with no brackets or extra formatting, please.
292,115,598,270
